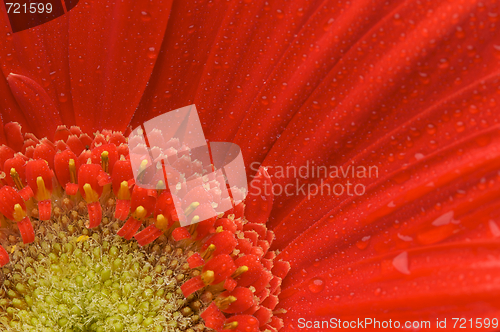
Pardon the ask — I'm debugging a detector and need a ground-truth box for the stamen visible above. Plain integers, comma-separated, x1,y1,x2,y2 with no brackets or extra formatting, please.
101,151,109,173
202,244,216,260
156,214,169,231
215,295,237,310
135,159,149,184
68,159,76,183
12,203,26,221
36,176,51,201
10,168,23,190
117,181,131,200
190,215,200,225
156,180,165,190
223,321,239,330
184,202,200,215
188,221,198,235
133,206,147,220
201,270,215,285
231,266,248,278
83,183,99,202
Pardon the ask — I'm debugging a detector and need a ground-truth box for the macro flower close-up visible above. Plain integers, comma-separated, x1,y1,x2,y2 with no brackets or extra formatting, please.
0,0,499,331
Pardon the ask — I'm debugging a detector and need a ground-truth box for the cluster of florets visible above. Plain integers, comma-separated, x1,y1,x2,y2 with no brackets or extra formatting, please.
0,122,288,332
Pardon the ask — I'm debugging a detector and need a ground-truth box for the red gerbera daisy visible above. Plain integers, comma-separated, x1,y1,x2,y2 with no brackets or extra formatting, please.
0,0,499,331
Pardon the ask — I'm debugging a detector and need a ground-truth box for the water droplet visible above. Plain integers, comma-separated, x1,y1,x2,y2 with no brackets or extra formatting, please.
147,47,157,59
432,211,454,226
58,93,68,103
455,121,465,133
392,252,410,275
426,123,436,135
308,278,324,293
455,26,465,39
489,220,500,238
140,11,151,22
355,236,370,250
323,18,334,31
468,104,479,114
438,58,449,69
494,45,500,59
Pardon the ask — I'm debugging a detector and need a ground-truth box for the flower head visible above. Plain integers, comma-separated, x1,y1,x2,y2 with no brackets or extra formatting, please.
0,0,500,330
0,124,288,331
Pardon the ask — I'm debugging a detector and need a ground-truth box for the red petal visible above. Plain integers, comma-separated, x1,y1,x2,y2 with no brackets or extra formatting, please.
25,159,53,200
33,141,56,170
203,254,236,285
214,218,238,233
18,186,33,201
187,252,204,269
134,225,163,246
68,0,174,133
87,201,102,228
37,200,51,221
254,307,272,327
0,245,9,266
54,125,71,142
78,164,104,200
54,149,79,188
65,183,78,196
4,122,23,152
66,135,85,156
172,227,191,241
130,186,156,216
111,159,133,197
0,145,15,171
223,277,237,292
114,199,131,221
201,231,237,256
218,287,256,314
245,167,273,224
17,216,34,244
222,315,259,332
0,186,26,220
200,302,225,331
181,276,205,298
3,155,26,188
116,217,142,240
6,74,62,140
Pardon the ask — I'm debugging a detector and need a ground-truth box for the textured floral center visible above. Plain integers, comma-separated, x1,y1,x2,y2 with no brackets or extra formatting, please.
1,210,207,332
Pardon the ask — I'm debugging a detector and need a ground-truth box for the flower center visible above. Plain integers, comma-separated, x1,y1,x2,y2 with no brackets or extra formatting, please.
0,123,289,332
1,208,207,332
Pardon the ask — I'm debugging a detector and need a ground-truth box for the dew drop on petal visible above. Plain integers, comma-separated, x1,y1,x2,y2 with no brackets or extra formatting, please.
58,93,68,103
140,11,151,22
392,252,410,275
355,236,371,250
455,121,465,133
432,210,454,226
426,123,436,135
308,277,324,293
147,47,157,59
489,220,500,238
